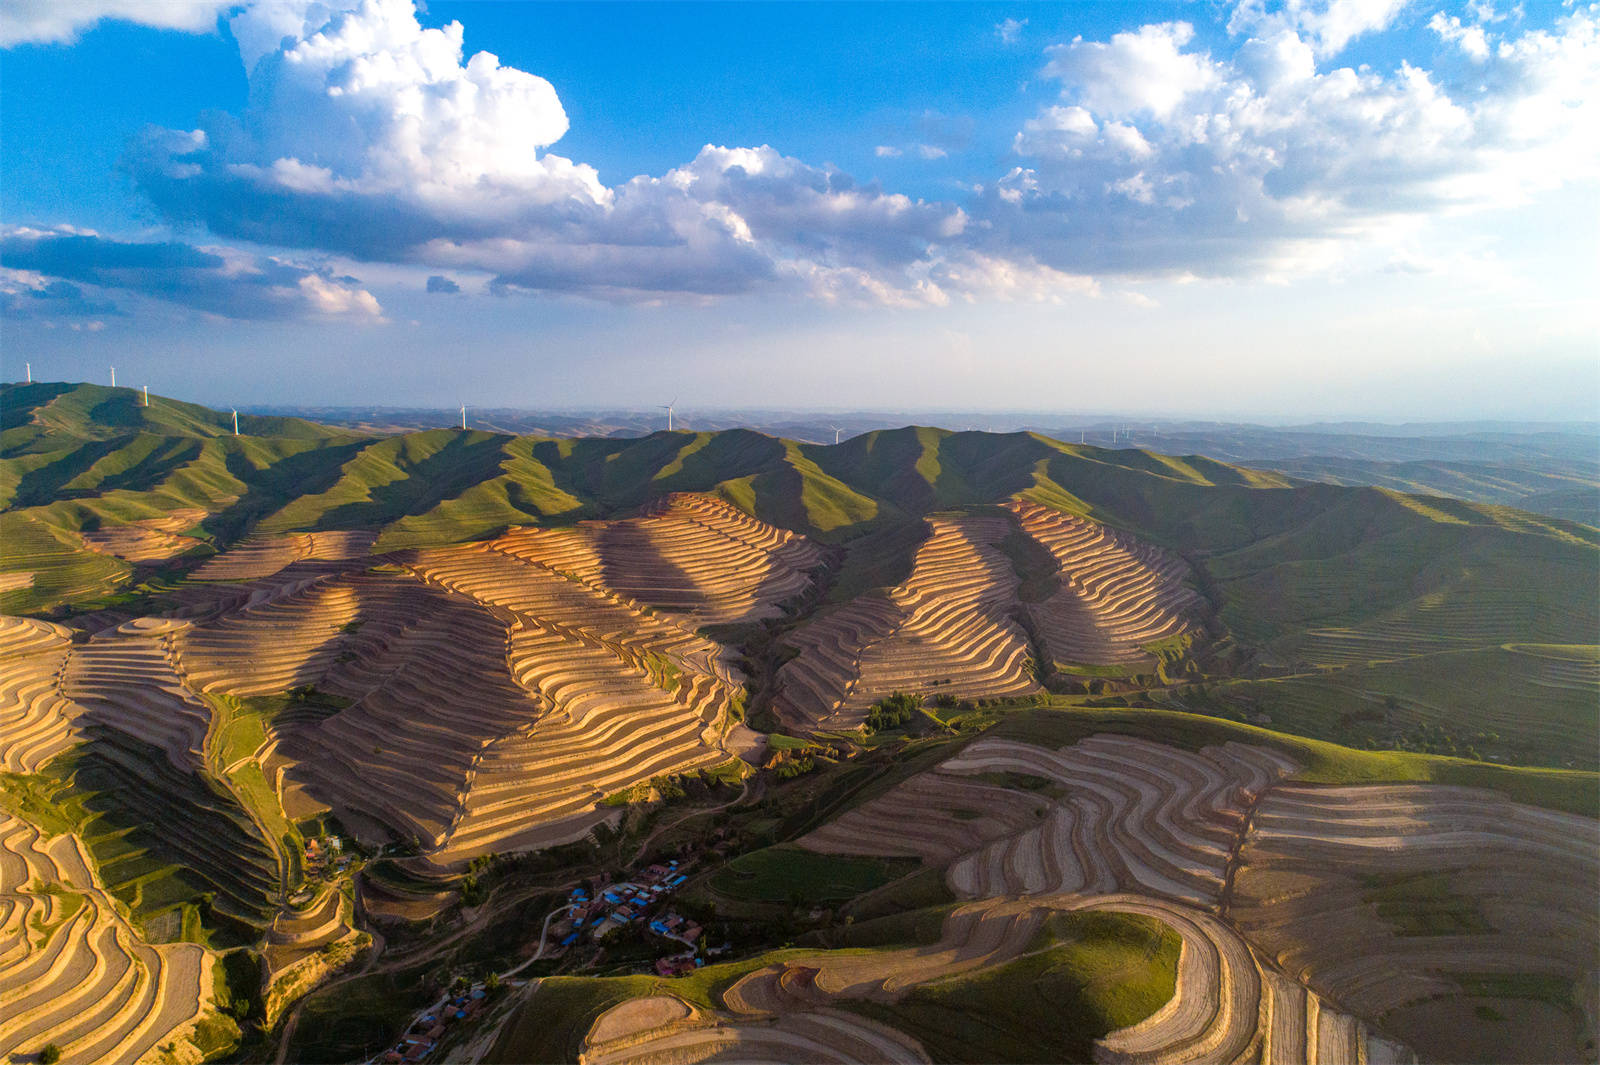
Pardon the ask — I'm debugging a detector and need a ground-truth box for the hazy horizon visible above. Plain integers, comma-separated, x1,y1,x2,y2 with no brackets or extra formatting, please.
3,0,1597,420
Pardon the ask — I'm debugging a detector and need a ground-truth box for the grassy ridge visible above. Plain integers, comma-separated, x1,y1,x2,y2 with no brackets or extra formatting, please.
845,910,1180,1064
989,704,1599,818
1160,645,1600,770
487,908,1179,1065
0,730,281,943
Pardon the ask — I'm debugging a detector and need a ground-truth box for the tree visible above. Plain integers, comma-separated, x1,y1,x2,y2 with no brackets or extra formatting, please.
865,691,922,733
39,1045,62,1065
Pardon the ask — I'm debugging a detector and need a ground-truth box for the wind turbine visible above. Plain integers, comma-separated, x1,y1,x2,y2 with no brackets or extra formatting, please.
142,385,150,407
460,403,467,430
24,362,30,384
829,425,843,445
109,366,116,388
662,397,677,432
231,409,239,436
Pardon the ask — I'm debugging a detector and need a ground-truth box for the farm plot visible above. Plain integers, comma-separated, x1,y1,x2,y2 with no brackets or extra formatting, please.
176,575,363,695
574,892,1401,1065
802,733,1298,906
236,547,745,863
0,615,79,773
62,622,212,774
407,547,744,862
1006,501,1206,670
494,493,827,627
188,529,375,582
1231,782,1600,1063
77,507,209,564
774,514,1038,730
0,813,225,1064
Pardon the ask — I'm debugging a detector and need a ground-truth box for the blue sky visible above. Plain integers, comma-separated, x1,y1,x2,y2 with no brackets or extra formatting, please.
1,0,1595,419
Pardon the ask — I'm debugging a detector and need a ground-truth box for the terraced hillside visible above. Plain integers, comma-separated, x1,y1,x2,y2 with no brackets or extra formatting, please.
520,890,1406,1065
803,734,1296,906
0,616,79,774
174,555,744,862
774,514,1038,730
491,493,827,627
1006,501,1205,672
0,813,228,1064
792,728,1597,1063
78,508,209,565
3,385,1597,1063
1233,783,1600,1064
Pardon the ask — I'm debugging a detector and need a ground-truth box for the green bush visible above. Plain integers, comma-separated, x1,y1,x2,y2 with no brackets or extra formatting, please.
39,1044,62,1065
865,691,922,733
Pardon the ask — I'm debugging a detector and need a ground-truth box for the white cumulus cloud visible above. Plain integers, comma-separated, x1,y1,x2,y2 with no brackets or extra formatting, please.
1228,0,1414,57
126,0,976,304
991,5,1600,279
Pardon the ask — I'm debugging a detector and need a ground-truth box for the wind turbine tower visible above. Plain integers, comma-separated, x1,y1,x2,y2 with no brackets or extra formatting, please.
460,403,467,430
830,426,843,445
662,398,677,432
143,385,149,407
231,409,239,436
110,366,116,388
24,363,30,384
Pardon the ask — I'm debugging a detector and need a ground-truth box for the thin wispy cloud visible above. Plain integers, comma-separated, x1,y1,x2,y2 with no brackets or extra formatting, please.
0,226,383,321
995,17,1028,44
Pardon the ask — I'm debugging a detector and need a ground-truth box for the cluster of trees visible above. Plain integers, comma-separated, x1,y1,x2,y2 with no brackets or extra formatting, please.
865,691,922,733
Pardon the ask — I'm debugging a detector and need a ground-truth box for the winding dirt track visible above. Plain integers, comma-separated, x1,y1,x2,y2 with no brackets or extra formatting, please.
0,814,217,1064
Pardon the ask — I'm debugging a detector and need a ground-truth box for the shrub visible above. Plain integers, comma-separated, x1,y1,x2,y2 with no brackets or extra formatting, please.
39,1046,62,1065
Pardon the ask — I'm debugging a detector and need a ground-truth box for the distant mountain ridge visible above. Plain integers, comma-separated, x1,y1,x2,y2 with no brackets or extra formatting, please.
243,399,1600,524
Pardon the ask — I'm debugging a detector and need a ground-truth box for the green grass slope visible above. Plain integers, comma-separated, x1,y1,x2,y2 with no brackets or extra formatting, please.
3,388,1593,779
486,908,1178,1065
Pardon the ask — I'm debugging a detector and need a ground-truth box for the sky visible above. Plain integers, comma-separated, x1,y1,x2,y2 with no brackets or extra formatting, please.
1,0,1596,420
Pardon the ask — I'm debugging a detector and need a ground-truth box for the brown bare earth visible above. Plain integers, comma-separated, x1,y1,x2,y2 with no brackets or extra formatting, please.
78,508,209,564
494,493,827,627
1006,501,1205,669
0,615,79,773
1231,783,1600,1063
0,495,820,869
775,514,1038,730
0,814,222,1064
797,732,1596,1064
3,481,1595,1065
578,891,1402,1065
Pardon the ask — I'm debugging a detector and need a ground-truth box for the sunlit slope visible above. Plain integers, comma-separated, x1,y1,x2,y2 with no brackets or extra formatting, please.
4,387,1595,682
789,711,1596,1064
3,381,338,443
0,813,228,1064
